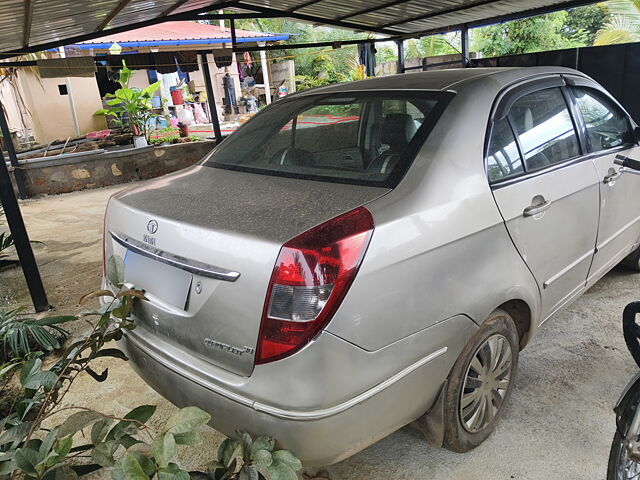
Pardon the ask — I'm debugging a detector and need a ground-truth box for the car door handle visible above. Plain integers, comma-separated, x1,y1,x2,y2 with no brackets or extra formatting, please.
523,197,551,217
603,170,621,184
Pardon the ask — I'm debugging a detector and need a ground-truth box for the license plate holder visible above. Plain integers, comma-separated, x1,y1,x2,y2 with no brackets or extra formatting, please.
124,250,193,309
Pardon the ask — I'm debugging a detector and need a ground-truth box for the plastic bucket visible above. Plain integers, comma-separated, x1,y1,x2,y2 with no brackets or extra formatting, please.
170,89,184,105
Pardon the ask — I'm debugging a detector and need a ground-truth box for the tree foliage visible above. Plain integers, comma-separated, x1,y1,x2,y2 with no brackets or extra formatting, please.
232,1,638,83
562,4,611,45
233,17,368,82
594,0,640,45
473,11,578,57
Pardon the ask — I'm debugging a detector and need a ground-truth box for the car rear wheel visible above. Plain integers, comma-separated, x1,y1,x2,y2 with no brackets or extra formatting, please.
442,309,519,452
622,248,640,272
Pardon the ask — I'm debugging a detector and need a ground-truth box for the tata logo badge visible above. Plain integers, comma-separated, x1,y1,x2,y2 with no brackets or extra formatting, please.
147,220,158,234
144,220,158,246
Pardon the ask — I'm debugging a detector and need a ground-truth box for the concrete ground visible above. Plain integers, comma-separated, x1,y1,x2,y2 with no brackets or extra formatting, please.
1,185,639,479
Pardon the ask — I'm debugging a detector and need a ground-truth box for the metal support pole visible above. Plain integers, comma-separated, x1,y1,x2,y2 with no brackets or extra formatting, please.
395,39,405,74
230,18,237,50
199,52,223,143
1,111,28,200
0,102,48,312
461,25,469,67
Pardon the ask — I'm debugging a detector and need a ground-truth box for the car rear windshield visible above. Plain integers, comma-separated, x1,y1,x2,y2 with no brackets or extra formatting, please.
203,91,453,188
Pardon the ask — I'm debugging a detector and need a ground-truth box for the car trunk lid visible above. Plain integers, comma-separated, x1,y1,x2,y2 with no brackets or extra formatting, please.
104,165,389,376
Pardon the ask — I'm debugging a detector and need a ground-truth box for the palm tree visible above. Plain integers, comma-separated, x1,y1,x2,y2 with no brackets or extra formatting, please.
594,0,640,45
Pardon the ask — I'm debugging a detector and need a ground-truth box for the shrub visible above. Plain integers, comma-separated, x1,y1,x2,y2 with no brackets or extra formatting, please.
0,256,303,480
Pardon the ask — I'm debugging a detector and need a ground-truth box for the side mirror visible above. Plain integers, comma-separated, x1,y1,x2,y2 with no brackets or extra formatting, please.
635,126,640,143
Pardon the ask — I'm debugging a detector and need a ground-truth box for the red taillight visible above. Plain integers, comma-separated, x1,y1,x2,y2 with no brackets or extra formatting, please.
256,206,374,364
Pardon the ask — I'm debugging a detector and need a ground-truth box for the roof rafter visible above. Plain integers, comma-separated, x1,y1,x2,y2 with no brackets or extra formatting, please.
287,0,325,13
97,0,133,31
394,0,599,35
159,0,190,18
22,0,33,48
380,0,498,28
233,2,404,35
0,0,238,60
335,0,410,21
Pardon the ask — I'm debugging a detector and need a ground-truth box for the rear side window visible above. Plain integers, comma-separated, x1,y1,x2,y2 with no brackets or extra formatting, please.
204,91,452,188
572,87,633,152
509,88,580,171
487,118,523,183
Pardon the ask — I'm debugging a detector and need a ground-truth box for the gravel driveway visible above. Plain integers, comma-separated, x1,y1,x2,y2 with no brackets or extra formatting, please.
1,185,638,479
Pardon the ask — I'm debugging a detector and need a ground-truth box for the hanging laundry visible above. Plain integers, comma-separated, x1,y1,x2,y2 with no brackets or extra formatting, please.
154,52,178,74
37,57,96,78
243,51,253,68
176,51,198,73
213,48,233,68
105,53,153,70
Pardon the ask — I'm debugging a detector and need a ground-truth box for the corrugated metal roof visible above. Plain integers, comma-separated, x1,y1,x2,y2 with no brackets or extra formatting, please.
77,21,280,44
0,0,597,58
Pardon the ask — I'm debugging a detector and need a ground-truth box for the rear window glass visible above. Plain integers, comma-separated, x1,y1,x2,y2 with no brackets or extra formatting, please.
204,91,452,187
487,118,523,183
509,88,580,171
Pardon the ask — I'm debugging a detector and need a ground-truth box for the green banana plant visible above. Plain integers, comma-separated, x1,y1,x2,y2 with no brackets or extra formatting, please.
95,62,161,141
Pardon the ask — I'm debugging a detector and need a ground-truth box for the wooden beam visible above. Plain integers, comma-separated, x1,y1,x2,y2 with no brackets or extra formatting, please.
96,0,132,31
22,0,33,48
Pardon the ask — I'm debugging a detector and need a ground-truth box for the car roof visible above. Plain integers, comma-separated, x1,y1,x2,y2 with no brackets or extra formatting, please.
294,66,589,95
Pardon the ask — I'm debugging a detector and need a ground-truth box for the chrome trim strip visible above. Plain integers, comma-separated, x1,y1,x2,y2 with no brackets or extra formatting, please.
110,230,240,282
543,249,594,289
125,331,447,421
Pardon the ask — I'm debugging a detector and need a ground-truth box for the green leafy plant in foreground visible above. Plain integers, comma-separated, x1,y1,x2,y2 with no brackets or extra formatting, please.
95,62,161,141
208,432,302,480
0,255,303,480
0,206,14,259
0,307,73,361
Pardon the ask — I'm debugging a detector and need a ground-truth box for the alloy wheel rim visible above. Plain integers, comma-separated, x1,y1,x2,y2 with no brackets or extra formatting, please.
459,333,513,433
617,440,640,479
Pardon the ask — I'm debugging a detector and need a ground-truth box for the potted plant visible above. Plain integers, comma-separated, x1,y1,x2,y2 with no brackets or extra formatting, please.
95,61,161,147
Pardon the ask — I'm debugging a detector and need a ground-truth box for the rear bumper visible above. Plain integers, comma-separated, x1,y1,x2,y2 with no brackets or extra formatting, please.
121,321,471,466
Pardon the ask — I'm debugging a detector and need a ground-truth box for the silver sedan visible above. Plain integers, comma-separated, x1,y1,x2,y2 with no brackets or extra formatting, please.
103,66,640,465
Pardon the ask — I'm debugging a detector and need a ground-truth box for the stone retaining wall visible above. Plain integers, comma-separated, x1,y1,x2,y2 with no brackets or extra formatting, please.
9,141,215,197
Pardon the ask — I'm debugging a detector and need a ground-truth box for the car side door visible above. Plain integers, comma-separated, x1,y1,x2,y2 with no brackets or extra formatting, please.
565,78,640,285
488,79,601,322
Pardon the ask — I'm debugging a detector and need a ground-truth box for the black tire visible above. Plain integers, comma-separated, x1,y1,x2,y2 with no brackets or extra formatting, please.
622,248,640,272
442,309,519,452
608,380,640,480
607,430,629,480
